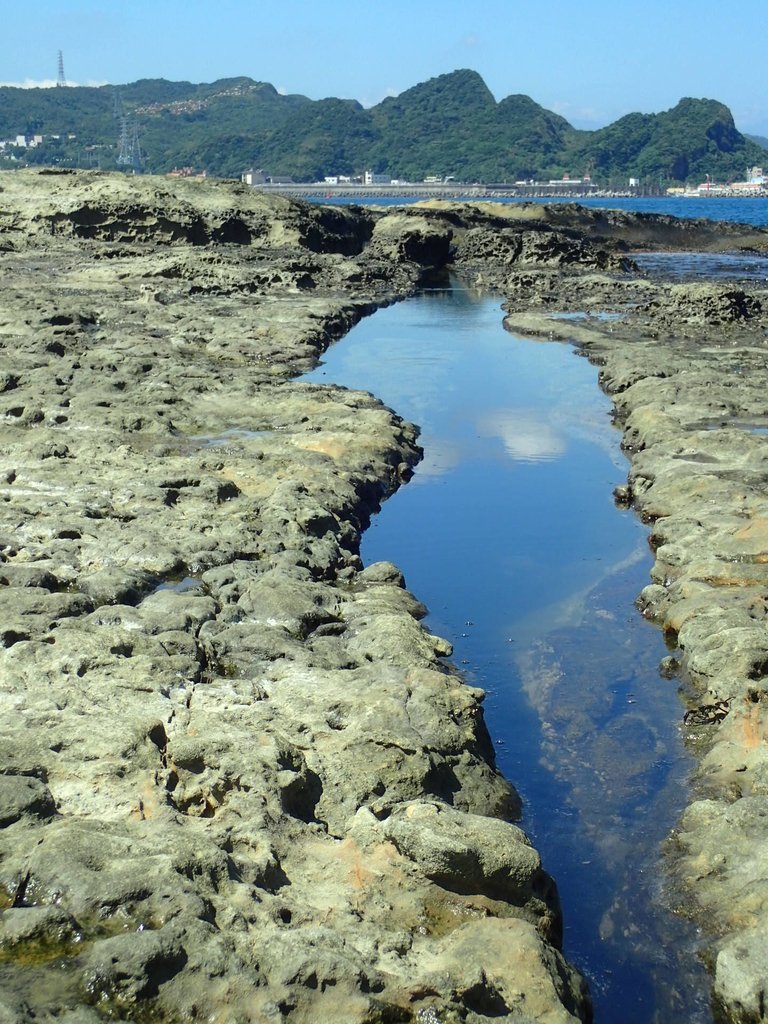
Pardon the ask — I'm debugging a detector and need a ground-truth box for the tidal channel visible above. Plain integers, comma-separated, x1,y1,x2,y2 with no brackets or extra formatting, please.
301,281,710,1024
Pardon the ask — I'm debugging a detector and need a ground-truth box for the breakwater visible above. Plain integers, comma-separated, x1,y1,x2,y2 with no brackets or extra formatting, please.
250,181,654,200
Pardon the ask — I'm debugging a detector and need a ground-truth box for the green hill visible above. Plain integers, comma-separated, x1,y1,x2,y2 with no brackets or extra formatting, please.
1,70,763,186
563,98,760,184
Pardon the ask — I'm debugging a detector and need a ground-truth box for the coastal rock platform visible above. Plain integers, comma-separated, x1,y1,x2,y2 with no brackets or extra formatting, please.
3,169,768,1022
0,171,597,1024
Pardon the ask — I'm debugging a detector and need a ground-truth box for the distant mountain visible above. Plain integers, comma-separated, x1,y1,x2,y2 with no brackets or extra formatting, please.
563,98,761,184
747,134,768,152
1,70,764,186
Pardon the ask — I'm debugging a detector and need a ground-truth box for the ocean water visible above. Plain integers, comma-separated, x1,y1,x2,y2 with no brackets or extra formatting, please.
300,284,712,1023
313,192,768,228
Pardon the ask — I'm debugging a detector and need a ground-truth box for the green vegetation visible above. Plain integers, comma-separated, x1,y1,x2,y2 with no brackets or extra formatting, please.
0,69,764,186
562,98,760,185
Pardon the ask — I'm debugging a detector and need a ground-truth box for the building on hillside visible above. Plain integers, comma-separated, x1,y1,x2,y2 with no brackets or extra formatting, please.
241,169,295,186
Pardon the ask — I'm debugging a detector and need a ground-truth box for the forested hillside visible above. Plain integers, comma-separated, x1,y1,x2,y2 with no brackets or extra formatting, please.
1,69,762,185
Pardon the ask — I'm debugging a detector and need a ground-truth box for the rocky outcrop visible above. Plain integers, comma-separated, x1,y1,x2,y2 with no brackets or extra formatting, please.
0,171,593,1023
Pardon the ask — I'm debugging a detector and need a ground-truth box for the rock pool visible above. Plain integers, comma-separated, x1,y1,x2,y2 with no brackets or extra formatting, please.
302,280,711,1023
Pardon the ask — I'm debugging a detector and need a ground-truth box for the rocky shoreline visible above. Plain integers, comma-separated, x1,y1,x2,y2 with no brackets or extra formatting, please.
500,262,768,1021
1,169,768,1022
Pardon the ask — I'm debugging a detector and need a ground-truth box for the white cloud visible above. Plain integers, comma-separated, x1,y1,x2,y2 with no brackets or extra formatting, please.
550,100,614,129
0,79,58,89
0,79,109,89
360,86,399,109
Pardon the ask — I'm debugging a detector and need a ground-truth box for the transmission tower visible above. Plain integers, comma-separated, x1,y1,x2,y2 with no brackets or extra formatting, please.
117,116,143,172
114,89,143,174
56,51,67,88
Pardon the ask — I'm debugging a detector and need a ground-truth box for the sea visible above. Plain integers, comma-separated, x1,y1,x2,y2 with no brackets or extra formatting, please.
311,192,768,229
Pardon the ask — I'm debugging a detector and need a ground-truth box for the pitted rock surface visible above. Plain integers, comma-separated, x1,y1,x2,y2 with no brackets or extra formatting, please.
0,171,594,1024
5,170,768,1022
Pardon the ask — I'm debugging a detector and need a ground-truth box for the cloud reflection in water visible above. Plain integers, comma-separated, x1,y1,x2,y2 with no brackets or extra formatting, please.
476,409,568,464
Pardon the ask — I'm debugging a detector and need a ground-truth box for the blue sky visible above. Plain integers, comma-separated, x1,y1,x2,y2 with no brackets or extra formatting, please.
3,0,767,136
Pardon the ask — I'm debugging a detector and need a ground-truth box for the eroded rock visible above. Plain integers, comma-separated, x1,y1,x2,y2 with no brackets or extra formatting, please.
0,170,594,1023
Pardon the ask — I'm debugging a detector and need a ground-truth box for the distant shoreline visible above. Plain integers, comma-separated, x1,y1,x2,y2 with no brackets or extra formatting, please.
248,181,768,201
248,181,663,200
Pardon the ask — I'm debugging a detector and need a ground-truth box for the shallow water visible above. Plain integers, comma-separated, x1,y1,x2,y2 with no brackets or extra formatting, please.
301,282,710,1023
314,193,768,228
634,249,768,281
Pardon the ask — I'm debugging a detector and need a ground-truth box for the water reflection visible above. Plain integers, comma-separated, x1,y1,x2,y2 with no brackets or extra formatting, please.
301,281,709,1023
476,408,567,463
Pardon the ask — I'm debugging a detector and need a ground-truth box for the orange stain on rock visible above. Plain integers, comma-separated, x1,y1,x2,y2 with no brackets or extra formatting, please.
291,437,347,460
740,702,766,750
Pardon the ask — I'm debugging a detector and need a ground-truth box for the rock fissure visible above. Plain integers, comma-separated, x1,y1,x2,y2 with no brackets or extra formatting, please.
499,243,768,1023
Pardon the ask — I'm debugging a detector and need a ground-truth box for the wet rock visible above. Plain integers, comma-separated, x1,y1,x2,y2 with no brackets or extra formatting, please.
0,906,79,949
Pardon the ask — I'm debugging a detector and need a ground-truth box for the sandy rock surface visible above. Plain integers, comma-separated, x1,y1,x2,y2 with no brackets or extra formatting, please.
0,171,595,1023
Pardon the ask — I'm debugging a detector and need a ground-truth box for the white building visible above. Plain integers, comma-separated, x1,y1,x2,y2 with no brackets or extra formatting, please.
364,170,390,185
241,168,267,186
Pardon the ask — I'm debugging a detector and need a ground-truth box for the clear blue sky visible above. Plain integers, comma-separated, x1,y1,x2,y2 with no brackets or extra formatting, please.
3,0,767,136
